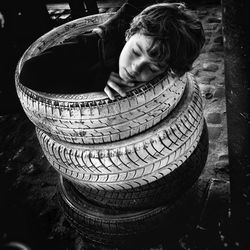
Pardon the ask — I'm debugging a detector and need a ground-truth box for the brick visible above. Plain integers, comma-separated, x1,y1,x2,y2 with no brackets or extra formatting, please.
218,81,225,85
205,31,212,37
205,92,213,99
198,74,216,83
99,8,107,13
198,83,213,92
207,17,221,23
209,43,223,52
107,7,119,12
215,161,229,173
209,57,222,63
196,76,209,85
191,68,200,76
198,10,209,17
205,23,218,30
208,125,222,140
213,86,225,98
208,142,217,154
206,112,222,124
219,154,229,162
198,84,215,99
214,36,223,44
217,26,222,34
203,63,219,72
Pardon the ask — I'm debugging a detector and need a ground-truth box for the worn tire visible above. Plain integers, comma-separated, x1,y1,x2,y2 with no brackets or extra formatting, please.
15,13,186,144
37,74,204,190
72,122,208,210
57,175,206,246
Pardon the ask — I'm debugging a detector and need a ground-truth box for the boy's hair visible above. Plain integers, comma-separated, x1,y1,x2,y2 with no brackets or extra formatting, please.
125,2,205,77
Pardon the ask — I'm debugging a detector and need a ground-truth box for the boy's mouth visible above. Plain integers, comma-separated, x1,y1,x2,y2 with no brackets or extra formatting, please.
124,68,136,81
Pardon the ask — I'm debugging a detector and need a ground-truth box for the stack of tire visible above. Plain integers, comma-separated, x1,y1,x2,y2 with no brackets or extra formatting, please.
15,14,208,247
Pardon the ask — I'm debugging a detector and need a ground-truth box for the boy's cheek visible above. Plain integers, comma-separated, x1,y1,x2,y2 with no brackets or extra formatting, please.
118,68,127,82
140,72,158,82
140,72,152,82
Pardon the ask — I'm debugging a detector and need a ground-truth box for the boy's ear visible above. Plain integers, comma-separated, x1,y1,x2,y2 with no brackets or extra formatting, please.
125,34,129,42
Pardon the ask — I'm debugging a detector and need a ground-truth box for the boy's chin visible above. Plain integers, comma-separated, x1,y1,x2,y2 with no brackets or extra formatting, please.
119,70,129,82
119,68,136,82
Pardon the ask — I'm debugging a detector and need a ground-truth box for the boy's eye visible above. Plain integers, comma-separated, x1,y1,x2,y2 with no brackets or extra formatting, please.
149,66,160,73
132,49,140,56
149,68,157,73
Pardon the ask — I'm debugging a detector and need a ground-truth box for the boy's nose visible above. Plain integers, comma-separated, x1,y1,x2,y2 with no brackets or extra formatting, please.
131,64,139,75
131,61,143,75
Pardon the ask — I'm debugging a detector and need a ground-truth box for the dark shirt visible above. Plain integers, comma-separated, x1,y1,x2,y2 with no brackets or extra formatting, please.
19,3,141,94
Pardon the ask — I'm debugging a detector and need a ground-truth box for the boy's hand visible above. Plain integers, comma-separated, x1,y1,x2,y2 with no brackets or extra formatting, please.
104,72,135,100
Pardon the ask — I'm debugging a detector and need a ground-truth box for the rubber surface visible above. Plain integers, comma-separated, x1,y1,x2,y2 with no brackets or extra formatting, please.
15,13,186,144
72,122,208,209
37,74,204,190
57,175,207,246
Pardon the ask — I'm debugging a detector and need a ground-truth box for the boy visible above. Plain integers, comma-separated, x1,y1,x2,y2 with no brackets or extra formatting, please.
20,1,205,100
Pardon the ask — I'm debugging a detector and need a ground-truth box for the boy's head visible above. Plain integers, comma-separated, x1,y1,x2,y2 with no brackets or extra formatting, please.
119,2,205,83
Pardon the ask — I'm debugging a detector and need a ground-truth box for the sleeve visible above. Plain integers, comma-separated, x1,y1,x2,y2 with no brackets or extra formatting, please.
96,3,143,64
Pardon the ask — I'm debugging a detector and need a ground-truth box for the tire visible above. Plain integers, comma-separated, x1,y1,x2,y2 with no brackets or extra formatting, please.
36,73,204,190
72,122,208,210
15,13,186,144
57,175,206,247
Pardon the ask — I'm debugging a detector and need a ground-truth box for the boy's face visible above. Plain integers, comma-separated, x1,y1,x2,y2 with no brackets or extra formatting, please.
119,33,166,83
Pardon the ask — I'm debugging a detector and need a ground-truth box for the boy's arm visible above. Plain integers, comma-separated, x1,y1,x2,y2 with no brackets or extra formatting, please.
104,72,135,100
